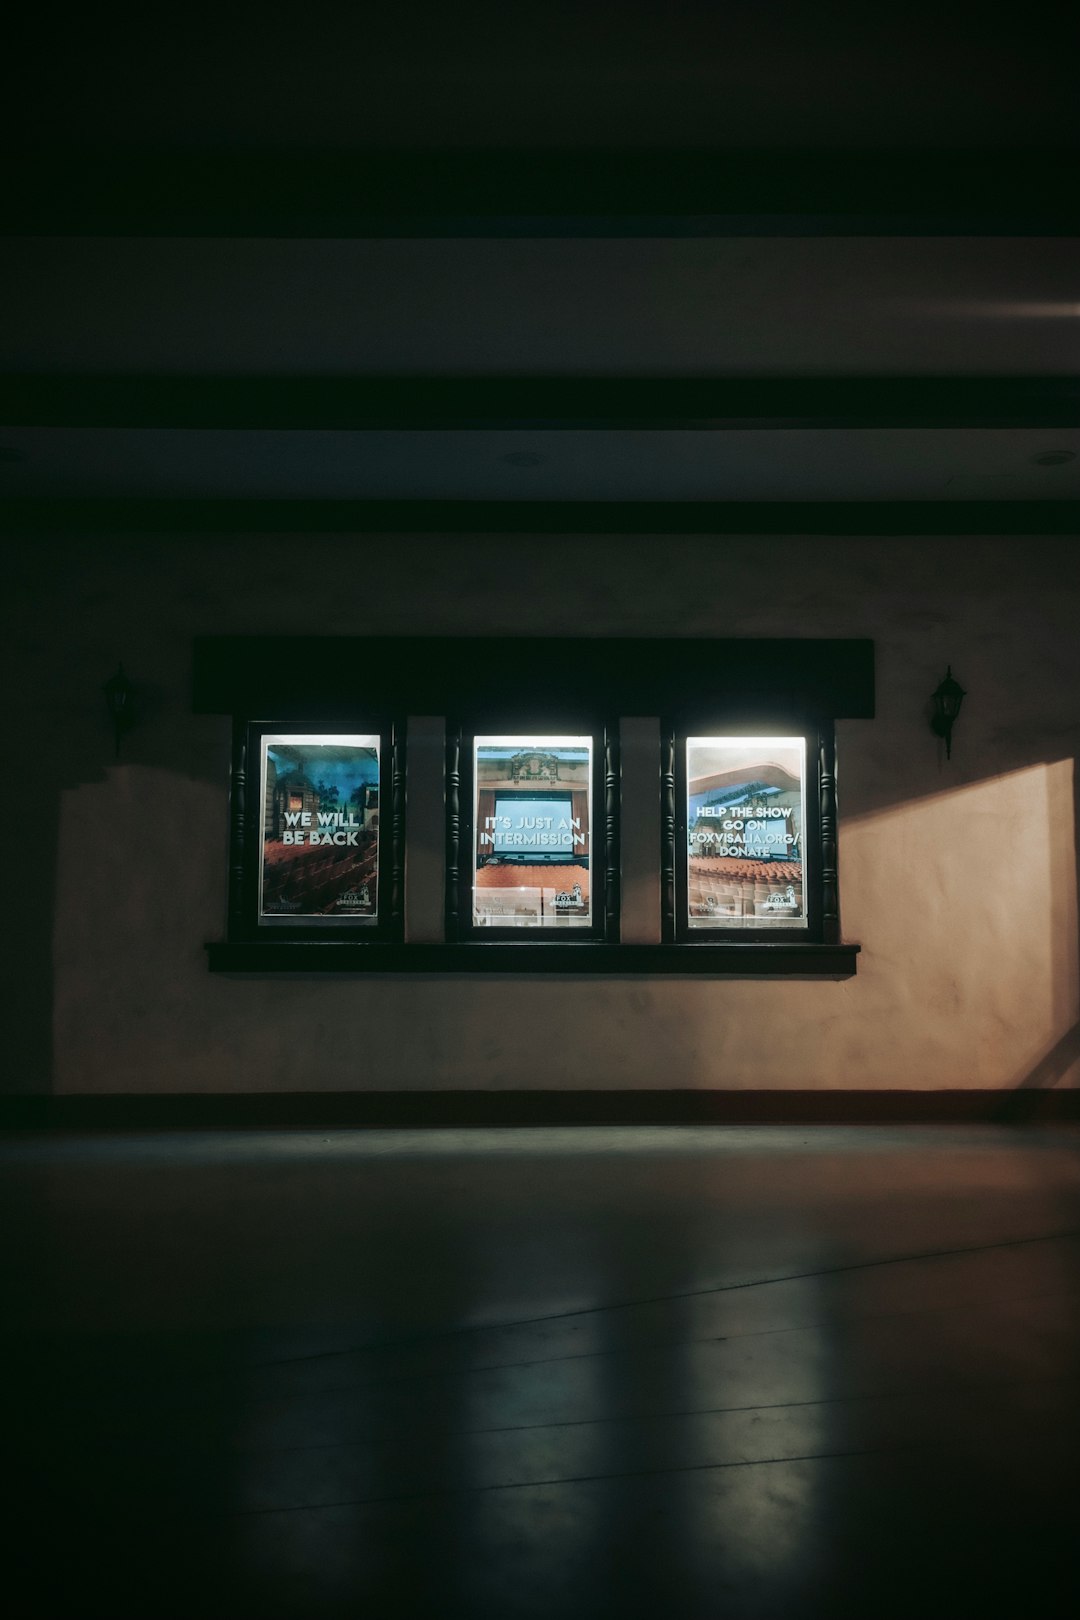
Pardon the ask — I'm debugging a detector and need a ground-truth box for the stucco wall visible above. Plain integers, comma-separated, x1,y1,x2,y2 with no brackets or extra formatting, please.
10,531,1079,1094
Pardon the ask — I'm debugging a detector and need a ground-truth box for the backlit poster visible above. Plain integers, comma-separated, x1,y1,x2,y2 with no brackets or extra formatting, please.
259,734,380,925
473,736,592,927
686,736,806,929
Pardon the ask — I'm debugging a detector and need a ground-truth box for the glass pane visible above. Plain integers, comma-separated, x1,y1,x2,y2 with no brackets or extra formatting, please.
259,734,380,926
473,735,592,928
686,736,807,930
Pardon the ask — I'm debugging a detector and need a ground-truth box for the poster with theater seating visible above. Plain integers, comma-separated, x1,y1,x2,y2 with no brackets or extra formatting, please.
686,737,807,930
473,736,592,927
259,734,380,925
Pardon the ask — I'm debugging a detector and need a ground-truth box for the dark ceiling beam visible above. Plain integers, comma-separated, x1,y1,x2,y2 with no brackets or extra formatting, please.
2,500,1076,536
2,377,1077,430
3,148,1078,237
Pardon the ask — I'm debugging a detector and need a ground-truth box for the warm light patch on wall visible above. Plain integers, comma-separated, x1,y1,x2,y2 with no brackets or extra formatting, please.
841,760,1079,1088
898,301,1080,320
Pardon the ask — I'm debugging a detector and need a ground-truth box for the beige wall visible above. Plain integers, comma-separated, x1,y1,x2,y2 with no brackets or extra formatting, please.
11,531,1080,1095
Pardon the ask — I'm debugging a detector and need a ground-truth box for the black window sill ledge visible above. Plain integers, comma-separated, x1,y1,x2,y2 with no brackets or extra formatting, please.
205,941,859,976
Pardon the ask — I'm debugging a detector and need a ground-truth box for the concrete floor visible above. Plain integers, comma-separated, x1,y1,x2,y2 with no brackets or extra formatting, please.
2,1124,1078,1618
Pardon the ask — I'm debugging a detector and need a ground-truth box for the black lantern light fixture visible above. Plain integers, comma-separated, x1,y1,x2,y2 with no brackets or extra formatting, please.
103,662,136,757
929,665,966,760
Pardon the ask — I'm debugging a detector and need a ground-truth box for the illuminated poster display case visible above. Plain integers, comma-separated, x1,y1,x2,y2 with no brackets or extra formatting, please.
449,726,618,942
666,725,833,945
229,720,403,942
258,734,382,927
685,735,809,933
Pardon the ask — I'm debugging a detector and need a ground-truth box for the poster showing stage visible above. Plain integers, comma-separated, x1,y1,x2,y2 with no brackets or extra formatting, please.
473,736,592,928
259,734,380,926
686,736,807,930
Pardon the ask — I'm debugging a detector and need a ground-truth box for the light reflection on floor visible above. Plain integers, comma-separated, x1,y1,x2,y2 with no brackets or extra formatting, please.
2,1125,1078,1617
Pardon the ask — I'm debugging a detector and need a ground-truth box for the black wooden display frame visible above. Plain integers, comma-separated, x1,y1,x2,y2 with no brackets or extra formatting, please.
201,635,869,975
664,723,836,945
447,723,619,943
228,718,405,943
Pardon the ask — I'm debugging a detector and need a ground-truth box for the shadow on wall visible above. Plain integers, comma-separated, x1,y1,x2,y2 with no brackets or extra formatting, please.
999,1021,1080,1124
1012,1021,1080,1091
6,627,230,1097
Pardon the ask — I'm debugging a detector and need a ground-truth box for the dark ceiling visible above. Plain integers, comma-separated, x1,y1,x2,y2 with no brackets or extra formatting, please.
4,2,1077,151
1,0,1076,523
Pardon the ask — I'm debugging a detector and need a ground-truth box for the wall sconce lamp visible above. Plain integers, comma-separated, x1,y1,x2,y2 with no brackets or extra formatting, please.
103,662,136,757
929,665,966,760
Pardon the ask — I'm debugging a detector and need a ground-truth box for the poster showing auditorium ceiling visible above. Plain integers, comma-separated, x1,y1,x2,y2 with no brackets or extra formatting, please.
259,734,380,925
686,737,807,930
473,736,592,927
